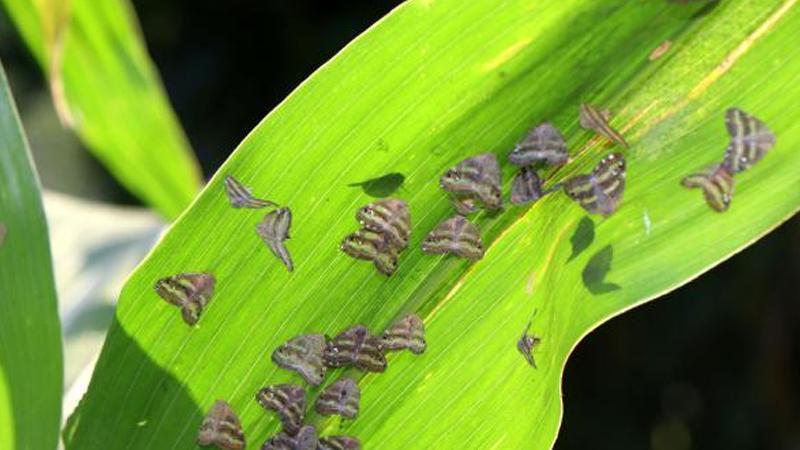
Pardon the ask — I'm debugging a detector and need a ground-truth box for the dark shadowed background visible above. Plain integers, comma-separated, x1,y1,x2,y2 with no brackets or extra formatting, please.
0,1,798,449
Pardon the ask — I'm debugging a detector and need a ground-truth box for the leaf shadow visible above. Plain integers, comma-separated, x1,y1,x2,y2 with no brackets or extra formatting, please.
567,216,595,263
63,317,204,449
581,245,621,295
347,172,406,198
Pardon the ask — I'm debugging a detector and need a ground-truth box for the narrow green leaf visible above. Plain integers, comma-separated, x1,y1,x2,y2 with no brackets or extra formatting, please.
1,0,202,219
66,0,800,449
0,60,62,450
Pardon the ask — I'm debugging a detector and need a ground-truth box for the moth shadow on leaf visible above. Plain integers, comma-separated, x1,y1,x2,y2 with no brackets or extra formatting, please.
581,245,621,295
567,216,595,263
347,172,405,198
690,0,721,18
62,317,204,449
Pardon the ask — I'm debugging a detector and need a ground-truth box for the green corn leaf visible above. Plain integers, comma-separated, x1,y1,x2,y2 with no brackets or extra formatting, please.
0,60,62,450
1,0,202,219
65,0,800,448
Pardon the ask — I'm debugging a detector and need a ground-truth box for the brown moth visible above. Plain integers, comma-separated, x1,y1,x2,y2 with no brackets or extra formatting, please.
681,164,735,212
579,104,629,148
510,167,544,205
340,229,399,276
197,400,246,450
154,272,215,325
323,325,387,373
0,222,6,246
440,153,503,213
261,425,317,450
314,378,360,419
356,198,411,249
563,152,626,217
421,215,484,260
508,123,569,167
255,384,306,435
722,107,775,174
257,207,294,272
517,322,542,368
317,436,362,450
272,334,327,386
381,313,426,354
223,175,278,209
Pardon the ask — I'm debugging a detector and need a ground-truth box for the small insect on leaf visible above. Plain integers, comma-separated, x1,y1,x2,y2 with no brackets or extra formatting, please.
318,435,362,450
272,334,327,386
261,426,318,450
517,322,542,369
508,123,568,167
340,229,399,276
255,384,307,435
314,378,361,419
257,207,294,272
197,400,246,450
421,215,484,260
154,272,215,325
440,153,503,212
681,164,735,212
323,325,387,373
381,313,426,354
648,40,672,61
563,152,626,217
223,175,279,209
722,108,775,174
356,198,411,250
579,104,629,148
0,222,6,246
510,167,544,205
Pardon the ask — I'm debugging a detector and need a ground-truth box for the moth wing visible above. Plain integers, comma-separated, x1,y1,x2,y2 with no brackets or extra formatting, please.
267,240,294,272
592,152,626,180
181,303,201,325
319,436,362,450
197,401,244,449
461,153,501,187
510,167,543,205
261,433,295,450
682,165,734,212
725,107,746,138
294,425,319,450
154,277,186,307
155,273,215,307
563,174,594,201
592,153,626,215
223,175,251,208
258,208,292,241
535,123,568,165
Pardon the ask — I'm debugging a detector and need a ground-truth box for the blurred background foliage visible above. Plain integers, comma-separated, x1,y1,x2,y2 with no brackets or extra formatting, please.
0,0,798,449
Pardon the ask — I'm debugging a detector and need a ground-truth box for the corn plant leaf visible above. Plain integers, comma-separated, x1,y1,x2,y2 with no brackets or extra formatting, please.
0,0,202,219
65,0,800,448
0,61,62,450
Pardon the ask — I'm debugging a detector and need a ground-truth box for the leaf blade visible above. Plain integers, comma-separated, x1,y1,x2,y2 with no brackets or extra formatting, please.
0,60,63,450
67,1,800,449
1,0,203,218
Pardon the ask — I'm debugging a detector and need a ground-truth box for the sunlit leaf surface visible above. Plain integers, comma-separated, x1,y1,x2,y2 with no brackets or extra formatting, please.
0,61,62,450
66,1,800,448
